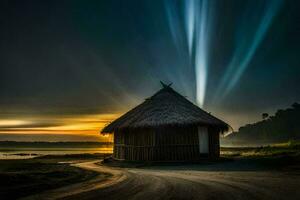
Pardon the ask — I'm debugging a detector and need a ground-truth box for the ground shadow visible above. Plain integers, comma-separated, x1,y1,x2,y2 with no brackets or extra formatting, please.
102,155,300,172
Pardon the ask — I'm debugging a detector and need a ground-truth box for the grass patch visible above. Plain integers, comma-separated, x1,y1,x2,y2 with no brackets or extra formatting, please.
221,143,300,170
0,156,101,200
221,140,300,158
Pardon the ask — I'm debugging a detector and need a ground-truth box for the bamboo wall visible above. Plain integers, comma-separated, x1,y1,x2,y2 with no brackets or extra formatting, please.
113,126,220,161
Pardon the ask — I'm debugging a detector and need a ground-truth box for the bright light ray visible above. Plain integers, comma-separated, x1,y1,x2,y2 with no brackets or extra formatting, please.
194,0,209,107
214,0,283,102
165,0,211,107
184,0,195,55
183,0,211,107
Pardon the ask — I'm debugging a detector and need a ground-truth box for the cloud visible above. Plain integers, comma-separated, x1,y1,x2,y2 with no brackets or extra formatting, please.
0,113,119,135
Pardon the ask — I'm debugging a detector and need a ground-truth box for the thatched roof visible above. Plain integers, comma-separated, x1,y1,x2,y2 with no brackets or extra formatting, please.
101,85,229,133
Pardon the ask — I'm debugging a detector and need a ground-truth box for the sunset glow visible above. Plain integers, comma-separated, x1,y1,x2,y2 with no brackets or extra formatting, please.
0,120,30,127
0,114,120,140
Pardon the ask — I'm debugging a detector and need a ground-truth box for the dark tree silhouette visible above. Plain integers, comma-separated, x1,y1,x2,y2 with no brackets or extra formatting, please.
262,113,269,120
224,102,300,143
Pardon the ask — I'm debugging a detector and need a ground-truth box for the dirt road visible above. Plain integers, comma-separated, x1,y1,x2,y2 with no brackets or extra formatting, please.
60,160,300,200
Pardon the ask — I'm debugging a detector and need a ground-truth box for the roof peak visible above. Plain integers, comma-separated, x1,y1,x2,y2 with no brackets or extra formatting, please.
160,81,173,89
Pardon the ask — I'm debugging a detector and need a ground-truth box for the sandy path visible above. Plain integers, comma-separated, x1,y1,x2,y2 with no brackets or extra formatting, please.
23,160,300,200
64,161,300,200
21,161,126,200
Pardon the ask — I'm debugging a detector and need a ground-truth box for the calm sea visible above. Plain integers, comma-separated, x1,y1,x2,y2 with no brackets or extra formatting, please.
0,146,113,160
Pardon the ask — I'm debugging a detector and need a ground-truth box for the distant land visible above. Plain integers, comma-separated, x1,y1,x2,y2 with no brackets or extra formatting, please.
0,141,113,148
222,102,300,146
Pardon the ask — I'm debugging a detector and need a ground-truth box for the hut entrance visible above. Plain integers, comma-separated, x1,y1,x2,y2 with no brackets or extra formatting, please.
198,127,209,154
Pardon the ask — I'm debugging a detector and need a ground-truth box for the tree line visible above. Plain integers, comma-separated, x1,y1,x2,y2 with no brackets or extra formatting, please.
225,102,300,143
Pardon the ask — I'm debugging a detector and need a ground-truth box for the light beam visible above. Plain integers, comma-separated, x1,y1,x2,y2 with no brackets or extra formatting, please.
213,0,283,102
195,0,209,107
164,0,213,107
185,0,212,107
184,0,196,55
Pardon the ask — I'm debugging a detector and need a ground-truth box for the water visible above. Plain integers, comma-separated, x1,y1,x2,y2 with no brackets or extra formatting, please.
0,146,113,160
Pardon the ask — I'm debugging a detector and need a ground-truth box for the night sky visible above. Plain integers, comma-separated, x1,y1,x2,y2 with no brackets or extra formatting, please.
0,0,299,141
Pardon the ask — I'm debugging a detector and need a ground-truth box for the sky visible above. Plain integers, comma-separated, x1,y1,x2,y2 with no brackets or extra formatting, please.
0,0,299,141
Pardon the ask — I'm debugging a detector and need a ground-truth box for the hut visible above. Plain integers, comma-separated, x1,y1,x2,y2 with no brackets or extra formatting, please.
101,83,229,161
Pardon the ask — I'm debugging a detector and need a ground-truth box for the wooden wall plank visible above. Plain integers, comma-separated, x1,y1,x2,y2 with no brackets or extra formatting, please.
113,126,220,161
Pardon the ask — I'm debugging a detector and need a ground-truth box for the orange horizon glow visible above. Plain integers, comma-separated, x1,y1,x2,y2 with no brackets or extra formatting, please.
0,113,120,136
